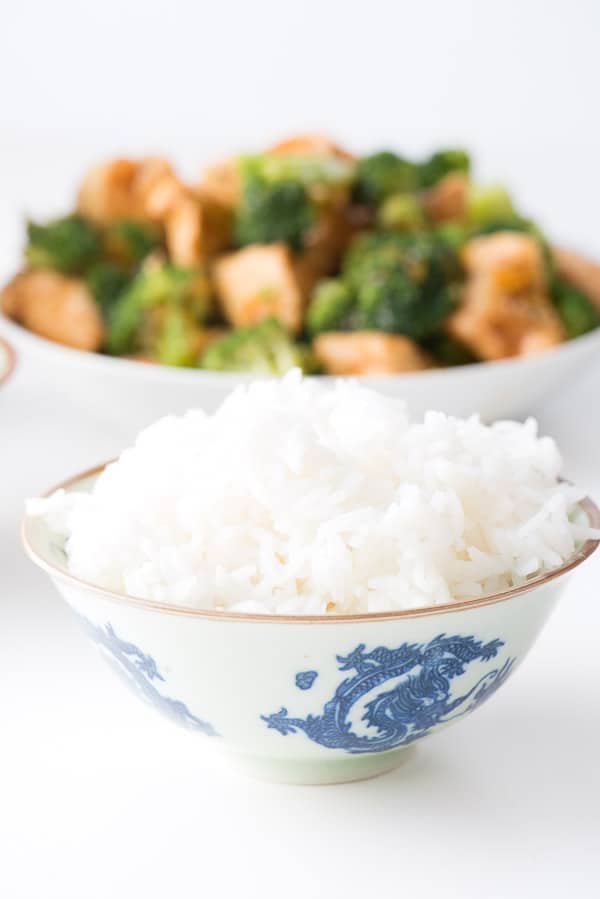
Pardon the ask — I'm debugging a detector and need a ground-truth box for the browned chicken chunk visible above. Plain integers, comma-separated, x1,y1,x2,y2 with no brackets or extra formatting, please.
553,246,600,310
77,157,177,225
213,244,304,333
447,232,564,360
313,332,430,375
421,172,469,224
162,188,232,266
267,134,354,161
295,208,356,296
1,271,104,351
199,161,240,208
79,158,232,265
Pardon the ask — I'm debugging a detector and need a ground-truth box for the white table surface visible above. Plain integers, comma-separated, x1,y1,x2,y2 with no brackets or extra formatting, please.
1,352,600,899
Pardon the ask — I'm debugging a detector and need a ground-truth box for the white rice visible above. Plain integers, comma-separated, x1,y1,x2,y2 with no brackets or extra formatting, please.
29,370,594,614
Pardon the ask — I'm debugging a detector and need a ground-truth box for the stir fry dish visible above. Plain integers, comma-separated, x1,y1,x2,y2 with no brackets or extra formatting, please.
3,135,600,374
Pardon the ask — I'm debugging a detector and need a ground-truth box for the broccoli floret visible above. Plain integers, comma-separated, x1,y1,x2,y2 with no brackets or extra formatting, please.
234,156,315,249
419,149,471,189
107,263,210,356
551,278,600,339
153,307,205,367
342,231,458,339
378,192,426,231
201,318,317,374
86,262,130,318
352,152,420,205
235,177,313,250
433,222,469,252
244,153,355,191
102,220,162,269
25,214,100,274
306,279,356,336
465,183,517,227
423,333,478,366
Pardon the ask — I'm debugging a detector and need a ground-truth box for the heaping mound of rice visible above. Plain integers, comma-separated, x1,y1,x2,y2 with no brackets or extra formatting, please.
31,371,592,614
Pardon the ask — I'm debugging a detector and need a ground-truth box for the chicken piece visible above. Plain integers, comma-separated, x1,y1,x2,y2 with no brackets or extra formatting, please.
160,188,232,266
1,270,104,351
447,232,564,360
199,160,240,208
461,232,546,290
553,246,600,310
77,157,177,225
89,159,232,265
213,244,304,333
313,332,430,375
267,134,354,161
421,172,469,224
294,208,356,296
161,193,204,267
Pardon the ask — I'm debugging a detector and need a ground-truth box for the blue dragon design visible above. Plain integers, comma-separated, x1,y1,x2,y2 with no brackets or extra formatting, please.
81,617,218,736
262,634,514,753
295,670,318,690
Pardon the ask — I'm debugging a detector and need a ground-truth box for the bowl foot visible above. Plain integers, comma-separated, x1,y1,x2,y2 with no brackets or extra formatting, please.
227,745,417,785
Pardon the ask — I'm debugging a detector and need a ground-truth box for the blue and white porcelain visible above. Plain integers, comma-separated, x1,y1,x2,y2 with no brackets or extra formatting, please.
23,466,600,784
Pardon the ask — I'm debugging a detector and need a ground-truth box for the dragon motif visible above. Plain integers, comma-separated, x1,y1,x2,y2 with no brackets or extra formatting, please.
80,617,218,736
262,634,514,754
295,670,318,690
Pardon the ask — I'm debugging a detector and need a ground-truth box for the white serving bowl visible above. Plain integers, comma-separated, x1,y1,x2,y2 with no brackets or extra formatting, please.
4,313,600,437
23,465,600,785
0,335,16,388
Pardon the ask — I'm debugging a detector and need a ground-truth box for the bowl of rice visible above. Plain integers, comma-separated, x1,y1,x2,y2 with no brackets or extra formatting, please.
24,373,600,784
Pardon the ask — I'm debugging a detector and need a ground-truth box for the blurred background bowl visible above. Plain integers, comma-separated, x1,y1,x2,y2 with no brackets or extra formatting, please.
3,311,600,439
0,335,16,388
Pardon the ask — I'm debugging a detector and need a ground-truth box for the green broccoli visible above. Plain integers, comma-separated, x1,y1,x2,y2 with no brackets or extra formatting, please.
244,153,355,191
378,192,426,231
342,232,458,339
433,222,469,252
418,149,471,189
153,307,204,367
551,278,600,339
423,333,478,366
465,183,517,228
352,152,420,205
235,176,313,249
102,220,162,269
107,263,210,356
25,214,100,274
85,262,130,317
201,318,318,374
305,279,356,336
234,156,316,249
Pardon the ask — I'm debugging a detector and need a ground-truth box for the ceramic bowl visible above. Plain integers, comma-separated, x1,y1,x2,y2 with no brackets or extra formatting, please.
23,465,600,785
0,335,16,387
4,312,600,439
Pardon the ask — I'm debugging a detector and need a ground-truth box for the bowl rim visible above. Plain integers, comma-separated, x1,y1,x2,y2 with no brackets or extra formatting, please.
4,309,600,388
22,461,600,625
0,334,16,386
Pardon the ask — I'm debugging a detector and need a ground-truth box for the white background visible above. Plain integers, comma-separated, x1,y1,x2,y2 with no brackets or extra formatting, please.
1,1,600,897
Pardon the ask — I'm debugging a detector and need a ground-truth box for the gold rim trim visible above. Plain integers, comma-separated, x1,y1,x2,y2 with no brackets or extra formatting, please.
22,461,600,625
0,336,16,386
